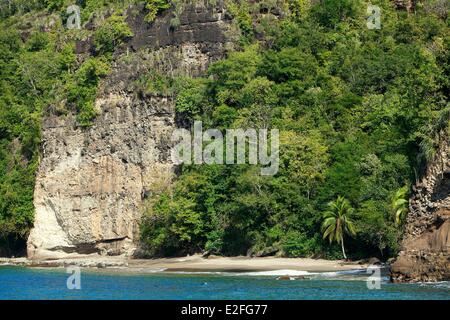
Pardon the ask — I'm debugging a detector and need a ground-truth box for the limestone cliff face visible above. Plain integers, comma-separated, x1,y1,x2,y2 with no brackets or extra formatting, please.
27,2,233,260
391,133,450,282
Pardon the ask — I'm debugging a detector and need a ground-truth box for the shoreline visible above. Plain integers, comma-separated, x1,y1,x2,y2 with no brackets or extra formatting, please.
0,254,371,274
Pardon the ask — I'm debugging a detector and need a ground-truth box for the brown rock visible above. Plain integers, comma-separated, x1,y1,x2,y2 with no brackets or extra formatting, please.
391,134,450,282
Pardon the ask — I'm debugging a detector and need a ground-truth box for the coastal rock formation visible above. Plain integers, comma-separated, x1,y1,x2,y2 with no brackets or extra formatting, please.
27,2,233,260
391,134,450,282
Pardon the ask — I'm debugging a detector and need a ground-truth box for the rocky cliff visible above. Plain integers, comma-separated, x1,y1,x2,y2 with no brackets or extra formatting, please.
27,2,233,260
391,133,450,282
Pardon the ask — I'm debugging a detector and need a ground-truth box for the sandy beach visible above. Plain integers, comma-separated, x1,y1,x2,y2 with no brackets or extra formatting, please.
128,255,369,273
0,254,369,274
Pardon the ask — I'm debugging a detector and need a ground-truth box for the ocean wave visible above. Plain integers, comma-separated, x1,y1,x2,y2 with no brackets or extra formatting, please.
167,268,370,279
419,281,450,289
239,269,312,276
241,268,370,278
167,269,312,277
128,267,168,273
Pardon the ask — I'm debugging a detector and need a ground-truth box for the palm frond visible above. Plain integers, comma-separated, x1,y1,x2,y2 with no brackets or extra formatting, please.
321,196,357,248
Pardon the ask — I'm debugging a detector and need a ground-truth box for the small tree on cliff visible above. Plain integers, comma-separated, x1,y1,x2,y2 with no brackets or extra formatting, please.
391,186,409,226
321,196,357,260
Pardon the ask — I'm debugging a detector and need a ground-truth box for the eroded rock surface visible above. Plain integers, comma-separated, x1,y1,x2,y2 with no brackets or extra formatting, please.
391,134,450,282
27,2,233,260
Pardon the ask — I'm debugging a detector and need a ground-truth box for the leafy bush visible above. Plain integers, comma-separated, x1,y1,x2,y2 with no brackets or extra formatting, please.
66,57,110,126
174,77,209,121
227,0,254,44
93,14,133,55
310,0,363,28
145,0,171,23
281,231,315,257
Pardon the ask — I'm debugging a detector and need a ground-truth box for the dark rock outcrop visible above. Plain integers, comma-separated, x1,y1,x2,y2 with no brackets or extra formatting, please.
391,134,450,282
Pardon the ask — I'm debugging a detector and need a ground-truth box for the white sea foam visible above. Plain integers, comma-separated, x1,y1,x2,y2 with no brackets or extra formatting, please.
239,269,312,276
133,267,168,273
319,269,367,276
167,269,311,276
167,268,369,279
242,269,366,277
419,281,450,289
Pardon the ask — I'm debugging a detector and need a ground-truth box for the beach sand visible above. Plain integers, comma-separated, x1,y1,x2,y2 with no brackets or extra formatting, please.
0,254,369,274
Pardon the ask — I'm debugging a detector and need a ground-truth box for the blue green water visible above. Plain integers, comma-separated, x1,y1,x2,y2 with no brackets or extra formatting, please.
0,266,449,300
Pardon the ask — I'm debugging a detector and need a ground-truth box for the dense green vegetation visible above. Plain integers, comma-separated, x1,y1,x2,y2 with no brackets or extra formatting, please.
0,0,448,259
140,0,450,259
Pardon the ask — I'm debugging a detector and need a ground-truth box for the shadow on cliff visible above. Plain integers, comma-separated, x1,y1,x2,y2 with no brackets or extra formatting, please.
0,235,27,257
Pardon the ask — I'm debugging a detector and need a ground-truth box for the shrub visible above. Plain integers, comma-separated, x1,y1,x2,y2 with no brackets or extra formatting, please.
67,58,110,126
281,231,315,257
145,0,171,23
93,14,133,55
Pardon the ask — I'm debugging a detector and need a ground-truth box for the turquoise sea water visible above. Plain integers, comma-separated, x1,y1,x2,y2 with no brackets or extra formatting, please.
0,266,449,300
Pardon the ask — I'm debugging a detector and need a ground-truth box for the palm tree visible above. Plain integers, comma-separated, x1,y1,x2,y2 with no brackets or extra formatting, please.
321,196,356,260
391,186,409,226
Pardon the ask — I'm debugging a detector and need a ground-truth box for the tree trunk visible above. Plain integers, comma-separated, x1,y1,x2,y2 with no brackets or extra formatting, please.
341,236,347,260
